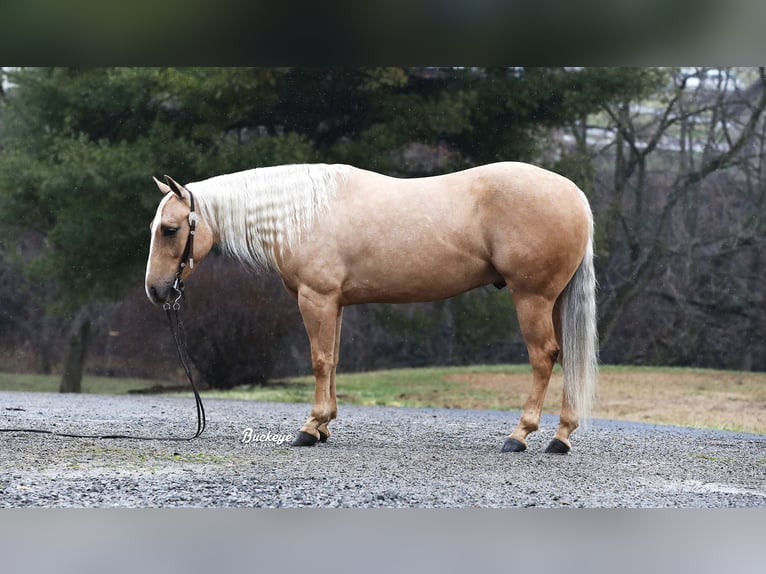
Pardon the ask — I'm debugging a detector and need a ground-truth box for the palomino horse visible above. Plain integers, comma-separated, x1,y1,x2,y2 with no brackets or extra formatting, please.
145,163,598,453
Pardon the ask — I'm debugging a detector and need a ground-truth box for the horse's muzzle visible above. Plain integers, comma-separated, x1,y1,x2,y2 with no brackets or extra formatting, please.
147,277,184,307
146,285,164,305
146,282,176,306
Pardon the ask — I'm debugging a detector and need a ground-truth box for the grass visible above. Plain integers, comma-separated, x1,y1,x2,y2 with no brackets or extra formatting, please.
0,372,179,395
211,364,532,408
204,364,766,435
1,365,765,435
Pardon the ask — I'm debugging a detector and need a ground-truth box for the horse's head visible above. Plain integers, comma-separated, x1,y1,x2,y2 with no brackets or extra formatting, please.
145,175,215,305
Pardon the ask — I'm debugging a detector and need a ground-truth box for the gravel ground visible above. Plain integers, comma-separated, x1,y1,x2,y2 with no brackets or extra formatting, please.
1,390,764,508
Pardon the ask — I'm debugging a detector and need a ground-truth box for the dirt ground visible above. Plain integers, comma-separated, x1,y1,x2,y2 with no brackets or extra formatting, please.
2,391,765,509
444,369,766,435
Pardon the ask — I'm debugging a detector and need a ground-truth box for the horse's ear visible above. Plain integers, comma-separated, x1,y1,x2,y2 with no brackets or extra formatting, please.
163,175,188,200
153,176,173,195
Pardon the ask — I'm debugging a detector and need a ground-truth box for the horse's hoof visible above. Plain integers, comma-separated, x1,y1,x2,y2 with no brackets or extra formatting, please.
291,431,319,447
501,437,527,453
544,438,571,454
318,430,329,443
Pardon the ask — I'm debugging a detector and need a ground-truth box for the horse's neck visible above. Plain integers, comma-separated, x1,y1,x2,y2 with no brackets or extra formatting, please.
191,164,350,270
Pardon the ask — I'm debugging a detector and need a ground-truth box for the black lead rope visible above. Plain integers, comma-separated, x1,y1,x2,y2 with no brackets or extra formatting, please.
0,298,206,441
0,186,207,441
162,293,207,440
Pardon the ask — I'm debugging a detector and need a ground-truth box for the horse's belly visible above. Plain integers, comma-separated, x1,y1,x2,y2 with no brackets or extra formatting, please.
293,201,501,304
338,248,500,305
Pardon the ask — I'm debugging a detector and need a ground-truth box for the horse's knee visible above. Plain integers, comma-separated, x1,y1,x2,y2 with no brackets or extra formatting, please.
311,352,334,379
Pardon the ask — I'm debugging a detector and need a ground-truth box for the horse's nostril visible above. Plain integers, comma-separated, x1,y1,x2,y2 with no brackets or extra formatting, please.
149,286,160,302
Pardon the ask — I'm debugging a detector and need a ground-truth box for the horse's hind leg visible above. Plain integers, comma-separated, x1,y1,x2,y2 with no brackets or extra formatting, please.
545,296,577,453
292,288,342,447
502,292,559,453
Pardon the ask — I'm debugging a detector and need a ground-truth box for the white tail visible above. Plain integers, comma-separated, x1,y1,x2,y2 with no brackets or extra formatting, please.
560,222,599,425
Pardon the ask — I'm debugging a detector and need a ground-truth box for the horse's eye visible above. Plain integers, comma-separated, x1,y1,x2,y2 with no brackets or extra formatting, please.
162,226,179,237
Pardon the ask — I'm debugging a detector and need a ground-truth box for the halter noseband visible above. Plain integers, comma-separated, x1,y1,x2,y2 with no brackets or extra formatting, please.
168,188,197,305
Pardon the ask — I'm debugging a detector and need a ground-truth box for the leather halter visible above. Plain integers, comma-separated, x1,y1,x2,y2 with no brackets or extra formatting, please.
170,188,198,298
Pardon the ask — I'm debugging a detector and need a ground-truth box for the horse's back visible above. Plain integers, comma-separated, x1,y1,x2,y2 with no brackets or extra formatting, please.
346,161,585,211
341,161,590,258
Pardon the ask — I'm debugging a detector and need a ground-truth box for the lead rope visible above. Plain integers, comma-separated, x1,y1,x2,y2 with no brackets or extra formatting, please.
0,284,206,441
163,288,206,439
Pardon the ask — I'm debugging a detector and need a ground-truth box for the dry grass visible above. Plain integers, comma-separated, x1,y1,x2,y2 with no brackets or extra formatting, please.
444,367,766,435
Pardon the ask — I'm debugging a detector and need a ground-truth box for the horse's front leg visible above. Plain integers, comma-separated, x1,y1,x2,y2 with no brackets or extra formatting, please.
315,307,343,443
292,288,342,447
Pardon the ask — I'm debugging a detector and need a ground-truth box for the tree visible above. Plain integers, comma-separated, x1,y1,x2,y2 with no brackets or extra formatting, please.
0,70,163,390
0,231,65,374
554,67,766,368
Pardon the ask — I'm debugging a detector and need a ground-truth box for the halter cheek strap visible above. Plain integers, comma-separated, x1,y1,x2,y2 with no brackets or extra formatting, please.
170,189,197,299
183,191,197,271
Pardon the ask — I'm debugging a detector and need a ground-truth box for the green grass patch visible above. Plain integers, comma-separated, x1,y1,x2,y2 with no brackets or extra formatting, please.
0,372,180,394
202,364,534,407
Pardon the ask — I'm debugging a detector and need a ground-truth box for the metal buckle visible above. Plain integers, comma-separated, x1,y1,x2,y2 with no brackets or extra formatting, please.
164,276,184,311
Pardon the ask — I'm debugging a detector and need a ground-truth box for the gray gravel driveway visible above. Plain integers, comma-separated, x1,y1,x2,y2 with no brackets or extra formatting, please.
1,390,764,507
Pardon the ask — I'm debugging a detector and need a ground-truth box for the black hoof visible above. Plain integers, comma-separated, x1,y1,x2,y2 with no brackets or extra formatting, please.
501,437,527,453
318,430,329,443
291,431,319,447
544,438,571,454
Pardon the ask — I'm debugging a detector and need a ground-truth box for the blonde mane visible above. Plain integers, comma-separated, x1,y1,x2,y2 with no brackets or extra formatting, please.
187,164,350,271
